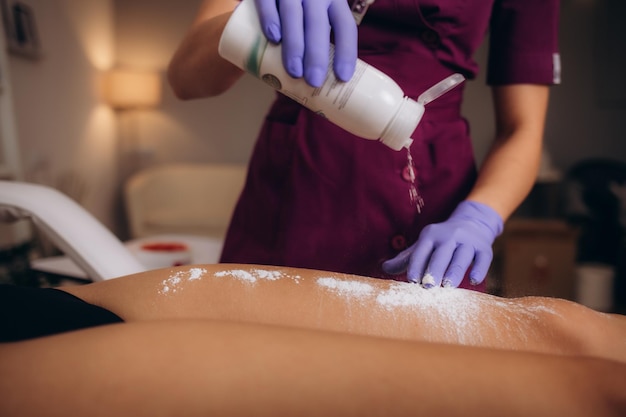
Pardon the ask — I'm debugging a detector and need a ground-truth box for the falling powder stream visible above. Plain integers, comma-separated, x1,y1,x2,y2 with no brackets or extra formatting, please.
406,149,424,213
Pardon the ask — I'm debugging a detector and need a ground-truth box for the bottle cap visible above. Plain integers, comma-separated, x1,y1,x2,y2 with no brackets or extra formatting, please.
380,98,424,151
218,0,266,75
417,73,465,105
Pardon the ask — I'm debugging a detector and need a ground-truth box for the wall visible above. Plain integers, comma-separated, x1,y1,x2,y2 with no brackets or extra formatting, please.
8,0,120,232
113,0,273,167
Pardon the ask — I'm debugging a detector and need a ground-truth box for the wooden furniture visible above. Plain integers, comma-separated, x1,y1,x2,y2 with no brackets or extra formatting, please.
492,219,579,300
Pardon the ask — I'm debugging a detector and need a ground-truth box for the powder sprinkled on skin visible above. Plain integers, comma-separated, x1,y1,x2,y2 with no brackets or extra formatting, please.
375,282,562,345
253,269,286,281
187,267,207,281
315,277,376,325
159,267,208,294
315,277,561,346
375,281,484,343
214,268,300,283
314,277,483,342
316,277,375,299
215,269,256,283
376,282,472,309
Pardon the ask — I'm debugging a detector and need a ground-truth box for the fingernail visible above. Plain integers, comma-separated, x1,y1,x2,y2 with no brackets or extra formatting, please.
286,57,303,78
335,63,354,82
267,23,281,43
442,279,453,288
421,273,436,289
305,67,326,88
469,277,479,286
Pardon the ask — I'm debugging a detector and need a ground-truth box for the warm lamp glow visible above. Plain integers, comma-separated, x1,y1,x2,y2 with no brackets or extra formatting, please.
104,69,161,110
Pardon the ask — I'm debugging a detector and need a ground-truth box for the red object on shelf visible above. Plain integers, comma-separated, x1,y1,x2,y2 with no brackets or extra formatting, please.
140,242,189,252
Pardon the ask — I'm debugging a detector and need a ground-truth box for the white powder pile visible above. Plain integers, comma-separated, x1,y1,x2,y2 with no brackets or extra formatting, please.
315,277,509,344
214,268,300,283
187,267,207,281
315,277,482,329
376,281,486,343
421,273,437,288
159,267,208,294
315,277,562,346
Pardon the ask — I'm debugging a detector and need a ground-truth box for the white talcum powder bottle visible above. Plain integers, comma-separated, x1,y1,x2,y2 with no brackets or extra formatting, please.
218,0,429,151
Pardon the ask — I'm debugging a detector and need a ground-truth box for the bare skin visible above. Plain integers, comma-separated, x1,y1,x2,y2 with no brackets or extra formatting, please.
167,0,241,98
1,319,625,417
61,264,626,363
2,264,626,416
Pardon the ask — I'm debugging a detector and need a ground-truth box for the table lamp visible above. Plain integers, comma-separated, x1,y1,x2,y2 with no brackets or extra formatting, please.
103,69,162,174
104,69,161,110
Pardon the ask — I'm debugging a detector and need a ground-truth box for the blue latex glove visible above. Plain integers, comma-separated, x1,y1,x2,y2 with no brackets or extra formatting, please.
253,0,358,87
382,201,504,288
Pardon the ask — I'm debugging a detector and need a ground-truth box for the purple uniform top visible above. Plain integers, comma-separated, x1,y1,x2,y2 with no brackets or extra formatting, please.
220,0,560,286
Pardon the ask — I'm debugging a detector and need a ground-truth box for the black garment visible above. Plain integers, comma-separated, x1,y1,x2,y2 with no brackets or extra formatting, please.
0,284,124,342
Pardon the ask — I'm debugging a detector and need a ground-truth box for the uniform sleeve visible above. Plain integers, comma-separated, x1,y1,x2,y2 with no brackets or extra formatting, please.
487,0,561,86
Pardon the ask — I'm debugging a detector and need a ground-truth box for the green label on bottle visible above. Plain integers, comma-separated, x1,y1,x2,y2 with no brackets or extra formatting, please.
244,36,268,77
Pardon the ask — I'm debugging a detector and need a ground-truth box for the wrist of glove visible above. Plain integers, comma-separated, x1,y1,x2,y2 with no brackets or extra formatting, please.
254,0,357,87
382,201,504,288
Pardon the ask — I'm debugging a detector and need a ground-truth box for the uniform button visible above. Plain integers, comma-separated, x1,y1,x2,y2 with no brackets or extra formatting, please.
402,165,415,182
420,29,440,48
390,235,408,251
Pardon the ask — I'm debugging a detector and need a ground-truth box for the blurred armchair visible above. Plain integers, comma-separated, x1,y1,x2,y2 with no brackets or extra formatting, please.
124,163,247,240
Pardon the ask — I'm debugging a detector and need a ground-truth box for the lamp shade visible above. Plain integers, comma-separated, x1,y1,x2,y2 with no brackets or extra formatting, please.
104,69,161,109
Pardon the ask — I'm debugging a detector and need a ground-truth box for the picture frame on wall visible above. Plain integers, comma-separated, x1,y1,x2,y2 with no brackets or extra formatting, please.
0,0,40,60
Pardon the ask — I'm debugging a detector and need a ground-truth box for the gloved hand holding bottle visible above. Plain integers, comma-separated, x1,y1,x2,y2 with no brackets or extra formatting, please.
382,201,504,288
253,0,358,87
